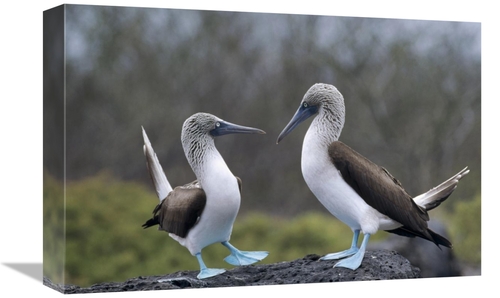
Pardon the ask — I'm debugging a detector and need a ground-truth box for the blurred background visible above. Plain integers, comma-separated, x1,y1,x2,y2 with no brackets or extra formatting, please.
44,4,480,287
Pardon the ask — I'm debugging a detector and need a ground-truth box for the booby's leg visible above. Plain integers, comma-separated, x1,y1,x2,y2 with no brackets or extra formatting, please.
195,253,225,279
333,233,370,270
320,230,360,260
221,241,269,266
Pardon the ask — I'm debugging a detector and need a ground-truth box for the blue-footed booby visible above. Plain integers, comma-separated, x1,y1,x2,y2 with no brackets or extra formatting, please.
142,112,269,279
277,83,469,270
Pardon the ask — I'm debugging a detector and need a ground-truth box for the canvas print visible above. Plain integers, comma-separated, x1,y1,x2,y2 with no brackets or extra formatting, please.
43,4,481,294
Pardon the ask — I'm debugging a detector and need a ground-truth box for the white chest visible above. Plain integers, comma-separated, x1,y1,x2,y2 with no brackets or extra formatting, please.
202,157,241,213
179,156,241,254
300,130,391,234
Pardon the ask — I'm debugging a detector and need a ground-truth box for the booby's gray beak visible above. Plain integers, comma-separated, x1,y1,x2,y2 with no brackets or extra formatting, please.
277,102,318,144
211,120,266,137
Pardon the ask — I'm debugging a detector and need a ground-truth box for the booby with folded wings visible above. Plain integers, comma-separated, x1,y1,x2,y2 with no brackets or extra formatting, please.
142,112,268,279
277,83,469,270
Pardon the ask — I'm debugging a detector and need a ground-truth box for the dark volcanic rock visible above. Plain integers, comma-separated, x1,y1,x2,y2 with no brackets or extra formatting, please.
43,250,420,294
369,221,464,277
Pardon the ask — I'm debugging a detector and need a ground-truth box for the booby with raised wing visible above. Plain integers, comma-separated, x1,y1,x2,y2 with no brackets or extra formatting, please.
277,83,469,270
142,112,269,279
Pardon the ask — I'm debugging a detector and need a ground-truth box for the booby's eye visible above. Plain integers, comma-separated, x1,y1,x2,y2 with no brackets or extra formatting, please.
303,102,308,108
215,122,221,128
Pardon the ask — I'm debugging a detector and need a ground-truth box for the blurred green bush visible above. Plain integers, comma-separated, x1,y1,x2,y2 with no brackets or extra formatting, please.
43,173,65,285
445,193,481,264
43,172,480,287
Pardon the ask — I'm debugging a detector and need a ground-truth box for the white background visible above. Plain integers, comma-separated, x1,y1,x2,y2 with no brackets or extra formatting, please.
0,1,496,297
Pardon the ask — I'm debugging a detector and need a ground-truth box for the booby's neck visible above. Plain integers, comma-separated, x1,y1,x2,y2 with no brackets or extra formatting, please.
304,104,345,150
182,134,232,188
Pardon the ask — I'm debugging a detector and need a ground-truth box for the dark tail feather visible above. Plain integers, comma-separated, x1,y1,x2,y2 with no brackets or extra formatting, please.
386,227,452,249
142,216,159,229
428,228,452,249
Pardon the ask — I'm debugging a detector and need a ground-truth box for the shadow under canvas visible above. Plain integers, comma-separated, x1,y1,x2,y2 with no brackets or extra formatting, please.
3,263,43,282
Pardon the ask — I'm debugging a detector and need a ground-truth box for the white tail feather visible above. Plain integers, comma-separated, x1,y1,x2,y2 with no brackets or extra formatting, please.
413,167,470,211
142,126,173,201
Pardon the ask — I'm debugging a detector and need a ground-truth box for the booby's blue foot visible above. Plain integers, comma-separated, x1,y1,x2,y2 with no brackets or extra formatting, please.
224,250,269,266
320,230,360,261
195,252,225,279
197,268,226,279
222,241,269,266
333,233,370,270
320,247,358,260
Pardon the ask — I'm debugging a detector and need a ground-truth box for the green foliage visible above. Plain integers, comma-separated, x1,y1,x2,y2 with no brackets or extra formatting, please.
43,172,65,284
446,193,481,264
46,172,479,287
63,171,169,286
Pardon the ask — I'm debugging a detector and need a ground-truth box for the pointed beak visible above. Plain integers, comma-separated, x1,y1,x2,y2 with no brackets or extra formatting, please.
211,120,266,137
277,103,317,144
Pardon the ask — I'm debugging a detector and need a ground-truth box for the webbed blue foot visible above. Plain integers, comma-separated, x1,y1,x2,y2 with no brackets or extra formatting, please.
333,233,370,270
224,251,269,266
222,241,269,266
320,230,360,261
197,268,226,279
320,247,358,260
195,252,225,279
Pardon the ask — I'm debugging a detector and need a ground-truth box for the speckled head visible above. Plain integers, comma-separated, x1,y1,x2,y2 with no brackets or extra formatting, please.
277,83,346,144
307,83,344,112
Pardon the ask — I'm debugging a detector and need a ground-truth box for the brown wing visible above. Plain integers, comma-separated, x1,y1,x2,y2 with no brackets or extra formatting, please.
143,176,241,239
142,180,206,238
328,141,443,244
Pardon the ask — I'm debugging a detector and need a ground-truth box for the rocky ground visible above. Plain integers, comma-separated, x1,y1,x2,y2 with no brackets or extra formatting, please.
43,250,421,294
